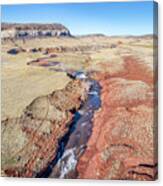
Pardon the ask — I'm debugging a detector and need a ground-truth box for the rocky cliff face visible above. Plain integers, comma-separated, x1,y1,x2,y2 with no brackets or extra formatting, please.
1,23,71,39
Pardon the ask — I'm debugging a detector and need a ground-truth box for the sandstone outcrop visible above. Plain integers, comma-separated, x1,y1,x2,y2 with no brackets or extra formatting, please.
1,80,88,177
1,23,71,39
77,56,157,180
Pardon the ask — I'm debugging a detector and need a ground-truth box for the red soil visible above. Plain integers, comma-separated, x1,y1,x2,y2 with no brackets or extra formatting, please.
77,56,157,180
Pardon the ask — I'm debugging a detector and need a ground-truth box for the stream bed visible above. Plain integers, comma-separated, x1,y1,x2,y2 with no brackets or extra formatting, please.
37,71,101,178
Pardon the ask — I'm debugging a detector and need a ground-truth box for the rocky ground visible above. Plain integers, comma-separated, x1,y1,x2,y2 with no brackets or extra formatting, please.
1,79,89,177
77,56,157,180
1,32,158,180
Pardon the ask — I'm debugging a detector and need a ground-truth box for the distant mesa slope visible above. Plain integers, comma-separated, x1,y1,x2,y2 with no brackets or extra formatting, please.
1,23,71,39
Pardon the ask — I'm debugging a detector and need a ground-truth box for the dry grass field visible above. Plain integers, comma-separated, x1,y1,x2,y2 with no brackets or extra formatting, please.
1,36,155,120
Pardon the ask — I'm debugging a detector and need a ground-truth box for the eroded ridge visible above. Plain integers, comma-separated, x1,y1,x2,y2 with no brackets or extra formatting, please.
1,79,89,177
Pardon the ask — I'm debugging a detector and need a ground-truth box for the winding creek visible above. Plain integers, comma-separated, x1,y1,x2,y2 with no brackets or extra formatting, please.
36,70,101,178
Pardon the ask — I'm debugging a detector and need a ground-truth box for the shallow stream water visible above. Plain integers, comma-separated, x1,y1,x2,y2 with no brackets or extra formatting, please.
37,71,101,178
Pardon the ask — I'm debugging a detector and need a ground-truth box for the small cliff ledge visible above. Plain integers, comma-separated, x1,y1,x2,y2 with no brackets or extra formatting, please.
1,23,71,39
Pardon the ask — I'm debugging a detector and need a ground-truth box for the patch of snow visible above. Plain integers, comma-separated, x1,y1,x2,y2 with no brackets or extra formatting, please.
58,147,77,178
71,71,87,79
76,73,87,80
88,91,98,95
81,122,88,127
78,110,84,115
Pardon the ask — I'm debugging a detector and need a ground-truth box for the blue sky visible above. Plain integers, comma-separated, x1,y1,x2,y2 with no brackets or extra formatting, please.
1,1,155,35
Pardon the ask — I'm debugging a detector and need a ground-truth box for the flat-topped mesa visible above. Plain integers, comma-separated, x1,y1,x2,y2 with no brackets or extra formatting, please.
1,23,71,39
